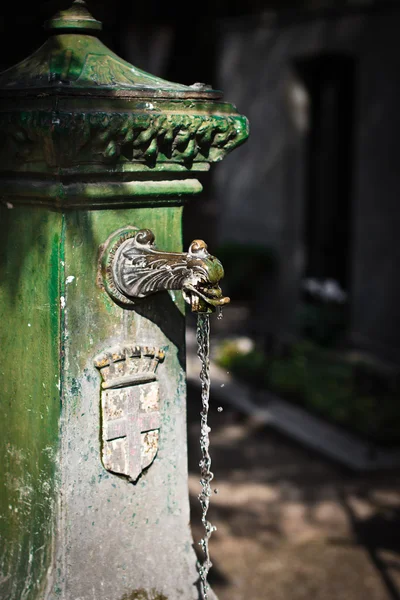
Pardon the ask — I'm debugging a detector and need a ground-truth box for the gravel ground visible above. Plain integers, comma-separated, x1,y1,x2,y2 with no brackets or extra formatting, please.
187,384,400,600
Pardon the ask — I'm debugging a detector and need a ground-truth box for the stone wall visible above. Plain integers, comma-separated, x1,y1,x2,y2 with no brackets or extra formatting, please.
213,8,400,362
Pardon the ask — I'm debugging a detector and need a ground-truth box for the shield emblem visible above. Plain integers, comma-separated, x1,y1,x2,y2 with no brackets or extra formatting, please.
94,345,166,482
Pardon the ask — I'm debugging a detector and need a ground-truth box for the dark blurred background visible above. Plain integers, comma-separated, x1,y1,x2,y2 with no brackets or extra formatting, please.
3,1,400,598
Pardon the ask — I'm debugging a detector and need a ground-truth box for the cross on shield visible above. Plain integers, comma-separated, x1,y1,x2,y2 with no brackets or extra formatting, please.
103,384,161,482
94,344,165,482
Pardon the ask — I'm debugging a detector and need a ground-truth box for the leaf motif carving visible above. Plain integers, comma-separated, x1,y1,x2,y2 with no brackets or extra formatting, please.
0,111,249,170
119,252,191,298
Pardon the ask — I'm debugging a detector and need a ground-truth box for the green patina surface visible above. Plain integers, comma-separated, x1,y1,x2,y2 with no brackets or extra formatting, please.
0,108,248,180
61,204,185,415
0,2,248,597
52,204,189,598
0,32,193,92
0,205,61,600
0,3,248,182
0,202,185,600
63,205,185,376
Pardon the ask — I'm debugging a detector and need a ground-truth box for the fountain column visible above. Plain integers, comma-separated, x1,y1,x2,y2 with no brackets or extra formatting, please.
0,3,248,599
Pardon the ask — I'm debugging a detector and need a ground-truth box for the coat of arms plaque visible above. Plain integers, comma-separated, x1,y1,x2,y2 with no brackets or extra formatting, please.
94,344,166,482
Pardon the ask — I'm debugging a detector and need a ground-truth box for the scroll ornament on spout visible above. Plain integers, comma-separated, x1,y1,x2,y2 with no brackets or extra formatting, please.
100,228,230,313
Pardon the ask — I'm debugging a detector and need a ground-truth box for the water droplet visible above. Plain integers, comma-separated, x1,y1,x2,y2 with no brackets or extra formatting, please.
217,406,223,412
220,383,225,388
217,306,223,320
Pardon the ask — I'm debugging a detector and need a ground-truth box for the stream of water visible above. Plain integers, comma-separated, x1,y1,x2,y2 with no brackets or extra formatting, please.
196,313,217,600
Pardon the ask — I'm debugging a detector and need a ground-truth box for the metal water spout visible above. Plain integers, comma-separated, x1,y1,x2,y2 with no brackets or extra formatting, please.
0,2,248,599
101,228,230,313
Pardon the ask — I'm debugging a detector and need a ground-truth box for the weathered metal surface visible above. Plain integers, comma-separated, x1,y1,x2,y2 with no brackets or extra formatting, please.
101,227,230,312
0,0,217,98
0,205,61,600
0,2,247,598
0,177,204,209
48,206,210,600
0,3,249,192
44,0,102,32
0,109,248,179
95,345,165,481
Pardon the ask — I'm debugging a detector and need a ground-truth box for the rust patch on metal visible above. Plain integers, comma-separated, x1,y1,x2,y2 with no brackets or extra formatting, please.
120,589,168,600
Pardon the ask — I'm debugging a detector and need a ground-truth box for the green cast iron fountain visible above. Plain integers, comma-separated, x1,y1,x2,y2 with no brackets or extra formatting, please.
0,2,248,599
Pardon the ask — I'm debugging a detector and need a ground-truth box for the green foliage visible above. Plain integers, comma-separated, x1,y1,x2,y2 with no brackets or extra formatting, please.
295,301,347,346
216,338,400,446
217,341,267,387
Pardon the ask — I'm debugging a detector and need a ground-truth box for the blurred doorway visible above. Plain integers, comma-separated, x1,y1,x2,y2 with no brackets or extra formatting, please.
295,54,355,344
296,53,355,292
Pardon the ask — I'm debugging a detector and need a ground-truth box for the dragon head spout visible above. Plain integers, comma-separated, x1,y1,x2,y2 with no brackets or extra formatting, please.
101,228,230,313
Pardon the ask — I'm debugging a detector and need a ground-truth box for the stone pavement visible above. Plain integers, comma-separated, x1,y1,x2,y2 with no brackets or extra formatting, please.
187,384,400,600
